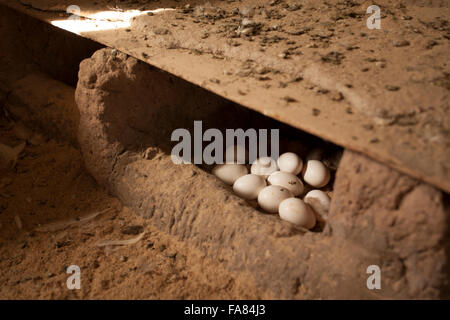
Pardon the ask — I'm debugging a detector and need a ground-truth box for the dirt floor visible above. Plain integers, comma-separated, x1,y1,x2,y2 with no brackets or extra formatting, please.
0,120,263,299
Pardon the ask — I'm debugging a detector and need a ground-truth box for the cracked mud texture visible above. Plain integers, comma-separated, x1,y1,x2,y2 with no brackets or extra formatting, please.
75,48,450,298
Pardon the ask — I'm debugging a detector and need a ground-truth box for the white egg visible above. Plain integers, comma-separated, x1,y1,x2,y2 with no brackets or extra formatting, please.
279,198,316,229
267,171,304,196
301,160,330,188
225,144,248,164
251,157,278,178
257,185,293,213
277,152,303,175
233,174,267,200
212,163,248,185
304,190,331,219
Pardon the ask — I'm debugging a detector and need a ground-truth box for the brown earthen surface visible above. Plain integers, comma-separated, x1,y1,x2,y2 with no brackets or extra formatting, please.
0,77,263,300
331,150,450,298
0,0,448,299
73,48,450,298
2,0,449,193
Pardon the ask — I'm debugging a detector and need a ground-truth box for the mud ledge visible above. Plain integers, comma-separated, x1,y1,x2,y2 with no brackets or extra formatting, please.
71,48,449,299
2,2,448,298
4,45,449,299
2,0,449,194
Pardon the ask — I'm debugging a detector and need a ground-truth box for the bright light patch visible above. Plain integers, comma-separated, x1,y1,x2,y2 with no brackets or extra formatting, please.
51,8,175,34
51,19,129,33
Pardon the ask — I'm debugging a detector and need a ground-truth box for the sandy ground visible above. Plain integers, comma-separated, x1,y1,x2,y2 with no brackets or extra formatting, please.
0,119,261,299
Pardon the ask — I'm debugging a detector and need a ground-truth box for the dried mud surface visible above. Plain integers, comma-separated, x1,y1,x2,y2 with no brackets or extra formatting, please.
0,119,262,299
0,0,449,299
0,41,261,299
4,0,449,193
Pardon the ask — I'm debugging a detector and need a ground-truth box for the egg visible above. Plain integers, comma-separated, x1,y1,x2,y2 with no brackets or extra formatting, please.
251,157,278,178
225,144,248,164
212,163,248,185
304,190,331,219
267,171,304,196
257,185,293,213
279,198,316,229
233,174,267,200
301,160,330,188
277,152,303,175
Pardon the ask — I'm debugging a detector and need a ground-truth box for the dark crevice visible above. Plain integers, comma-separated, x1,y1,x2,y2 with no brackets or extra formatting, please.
440,191,450,299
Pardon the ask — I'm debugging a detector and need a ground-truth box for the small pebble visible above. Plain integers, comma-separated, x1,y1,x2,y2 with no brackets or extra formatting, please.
393,39,410,47
385,85,400,91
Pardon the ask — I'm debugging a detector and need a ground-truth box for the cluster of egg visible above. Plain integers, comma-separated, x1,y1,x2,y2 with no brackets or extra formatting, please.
212,147,331,230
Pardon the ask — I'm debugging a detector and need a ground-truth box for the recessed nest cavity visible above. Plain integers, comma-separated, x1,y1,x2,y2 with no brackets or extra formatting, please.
209,133,342,231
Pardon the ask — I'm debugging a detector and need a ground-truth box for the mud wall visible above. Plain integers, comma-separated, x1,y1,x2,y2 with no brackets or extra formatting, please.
73,48,450,299
0,3,102,86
